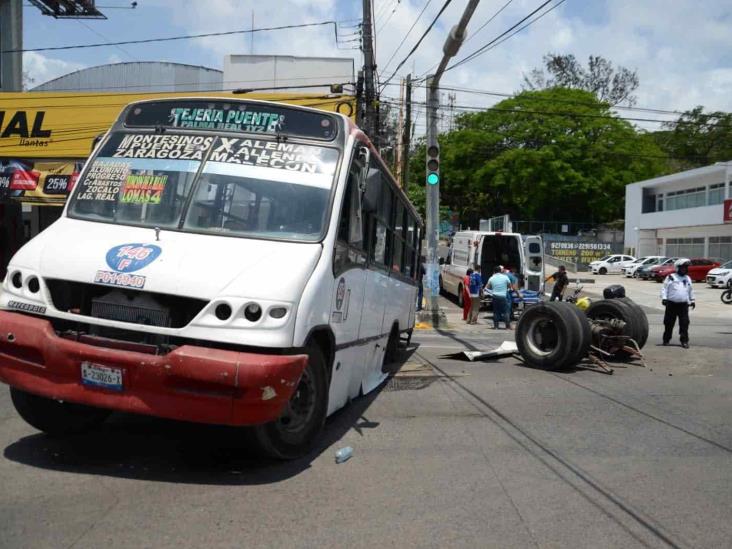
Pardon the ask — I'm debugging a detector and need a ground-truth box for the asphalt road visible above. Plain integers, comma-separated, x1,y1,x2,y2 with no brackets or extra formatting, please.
1,298,731,548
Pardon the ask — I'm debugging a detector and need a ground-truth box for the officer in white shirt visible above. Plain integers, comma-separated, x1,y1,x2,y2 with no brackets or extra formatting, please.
661,258,695,348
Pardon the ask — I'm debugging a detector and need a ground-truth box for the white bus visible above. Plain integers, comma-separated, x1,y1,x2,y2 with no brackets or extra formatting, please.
440,230,544,306
0,98,422,459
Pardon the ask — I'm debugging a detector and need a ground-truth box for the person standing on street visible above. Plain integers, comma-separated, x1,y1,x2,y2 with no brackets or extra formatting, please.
503,266,520,323
661,258,695,348
486,266,512,329
468,266,483,324
545,265,569,301
416,256,426,311
462,268,473,322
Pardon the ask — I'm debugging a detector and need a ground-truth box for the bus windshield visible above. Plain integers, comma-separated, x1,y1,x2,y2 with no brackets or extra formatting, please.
68,132,340,241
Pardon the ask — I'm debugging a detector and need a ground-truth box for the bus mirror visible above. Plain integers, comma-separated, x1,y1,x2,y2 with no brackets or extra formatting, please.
362,168,381,212
358,146,370,192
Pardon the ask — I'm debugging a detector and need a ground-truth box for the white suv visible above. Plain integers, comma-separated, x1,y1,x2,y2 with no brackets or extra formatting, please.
590,254,636,275
706,260,732,288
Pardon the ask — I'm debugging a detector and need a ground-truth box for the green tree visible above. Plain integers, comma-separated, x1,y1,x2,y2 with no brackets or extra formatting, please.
407,88,666,227
654,106,732,170
523,54,639,106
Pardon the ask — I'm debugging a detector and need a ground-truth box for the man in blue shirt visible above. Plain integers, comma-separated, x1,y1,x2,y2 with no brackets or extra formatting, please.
486,266,512,329
467,265,484,324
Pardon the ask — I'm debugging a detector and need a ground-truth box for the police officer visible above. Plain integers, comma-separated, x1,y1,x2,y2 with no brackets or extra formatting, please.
661,258,695,348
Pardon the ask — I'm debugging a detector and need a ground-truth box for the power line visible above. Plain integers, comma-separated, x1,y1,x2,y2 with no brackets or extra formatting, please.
444,0,565,74
7,21,339,53
380,0,434,77
377,0,402,36
75,20,136,62
463,0,514,44
0,82,355,102
381,81,685,116
377,96,732,129
379,0,453,92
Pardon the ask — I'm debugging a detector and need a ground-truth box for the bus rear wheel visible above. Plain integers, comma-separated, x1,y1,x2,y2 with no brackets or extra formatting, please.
457,284,464,308
252,344,328,460
10,388,110,436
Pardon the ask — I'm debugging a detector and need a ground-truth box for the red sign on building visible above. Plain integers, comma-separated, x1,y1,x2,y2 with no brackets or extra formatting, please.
725,199,732,223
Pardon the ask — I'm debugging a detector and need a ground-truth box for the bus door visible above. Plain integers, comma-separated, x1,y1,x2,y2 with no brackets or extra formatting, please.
524,235,544,291
329,154,369,411
359,163,391,393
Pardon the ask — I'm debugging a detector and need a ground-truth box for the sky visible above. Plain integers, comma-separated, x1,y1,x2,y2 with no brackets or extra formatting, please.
20,0,732,134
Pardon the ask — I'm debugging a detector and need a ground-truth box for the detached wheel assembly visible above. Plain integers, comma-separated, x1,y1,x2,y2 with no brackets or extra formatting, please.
516,298,648,373
515,302,591,370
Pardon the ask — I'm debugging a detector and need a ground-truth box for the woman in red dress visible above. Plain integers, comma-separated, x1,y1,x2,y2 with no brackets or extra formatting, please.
462,268,473,321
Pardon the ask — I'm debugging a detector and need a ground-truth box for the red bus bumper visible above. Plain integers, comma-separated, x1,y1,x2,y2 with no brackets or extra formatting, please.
0,311,308,426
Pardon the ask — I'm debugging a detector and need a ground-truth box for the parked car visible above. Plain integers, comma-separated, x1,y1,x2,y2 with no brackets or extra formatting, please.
639,257,675,280
590,254,636,275
623,256,665,278
652,258,720,282
706,259,732,288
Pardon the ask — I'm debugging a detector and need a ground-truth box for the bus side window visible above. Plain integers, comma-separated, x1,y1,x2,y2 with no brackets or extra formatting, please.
334,162,366,274
337,167,363,249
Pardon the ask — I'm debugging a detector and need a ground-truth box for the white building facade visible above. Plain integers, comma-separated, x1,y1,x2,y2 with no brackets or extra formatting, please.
624,163,732,261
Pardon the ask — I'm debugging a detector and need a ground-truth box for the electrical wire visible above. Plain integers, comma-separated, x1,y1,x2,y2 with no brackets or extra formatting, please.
380,81,685,116
380,0,434,77
75,20,136,62
380,0,453,92
464,0,514,44
377,0,402,36
444,0,565,74
7,21,339,53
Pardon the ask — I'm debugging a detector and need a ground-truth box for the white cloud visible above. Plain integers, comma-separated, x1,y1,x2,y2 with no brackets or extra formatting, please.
22,52,85,88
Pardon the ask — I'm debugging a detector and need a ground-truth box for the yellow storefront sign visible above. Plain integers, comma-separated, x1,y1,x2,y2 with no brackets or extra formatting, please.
0,91,355,158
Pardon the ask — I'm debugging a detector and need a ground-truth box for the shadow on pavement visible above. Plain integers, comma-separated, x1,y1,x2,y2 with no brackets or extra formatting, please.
3,350,416,485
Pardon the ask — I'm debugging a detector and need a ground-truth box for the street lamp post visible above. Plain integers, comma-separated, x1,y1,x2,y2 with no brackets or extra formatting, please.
424,0,481,326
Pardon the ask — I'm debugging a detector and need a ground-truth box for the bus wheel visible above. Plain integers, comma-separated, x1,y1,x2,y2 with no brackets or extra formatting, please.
382,324,400,375
252,345,328,460
457,285,464,308
10,388,110,436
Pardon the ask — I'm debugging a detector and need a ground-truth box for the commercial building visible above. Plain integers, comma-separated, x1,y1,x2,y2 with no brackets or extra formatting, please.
624,163,732,261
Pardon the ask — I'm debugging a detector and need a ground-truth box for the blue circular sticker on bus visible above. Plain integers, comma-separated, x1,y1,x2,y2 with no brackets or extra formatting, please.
106,243,162,273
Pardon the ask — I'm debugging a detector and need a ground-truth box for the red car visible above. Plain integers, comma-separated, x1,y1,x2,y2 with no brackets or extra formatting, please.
652,258,721,282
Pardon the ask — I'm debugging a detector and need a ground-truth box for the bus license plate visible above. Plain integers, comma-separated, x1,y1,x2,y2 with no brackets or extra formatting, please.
81,362,123,391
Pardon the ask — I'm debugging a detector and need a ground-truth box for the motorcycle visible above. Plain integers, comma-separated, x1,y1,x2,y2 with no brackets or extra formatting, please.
565,283,592,311
722,281,732,305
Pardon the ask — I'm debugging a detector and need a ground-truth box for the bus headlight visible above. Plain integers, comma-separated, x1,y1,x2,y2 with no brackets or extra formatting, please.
269,306,287,319
244,303,262,322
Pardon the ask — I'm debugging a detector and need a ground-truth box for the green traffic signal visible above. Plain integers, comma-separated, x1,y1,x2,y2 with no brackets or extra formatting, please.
427,173,439,185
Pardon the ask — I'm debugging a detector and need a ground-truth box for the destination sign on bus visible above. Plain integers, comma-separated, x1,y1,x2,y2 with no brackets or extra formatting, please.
124,100,338,141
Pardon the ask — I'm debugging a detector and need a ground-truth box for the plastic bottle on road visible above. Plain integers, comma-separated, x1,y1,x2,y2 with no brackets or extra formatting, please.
335,446,353,463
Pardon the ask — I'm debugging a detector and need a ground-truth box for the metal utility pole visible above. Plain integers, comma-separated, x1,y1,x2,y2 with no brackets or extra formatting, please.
361,0,377,139
0,0,23,91
423,0,480,325
395,78,405,184
401,73,412,192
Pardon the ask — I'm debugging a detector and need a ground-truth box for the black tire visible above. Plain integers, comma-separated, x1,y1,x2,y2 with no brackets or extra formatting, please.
564,304,592,365
515,302,582,370
722,289,732,305
252,345,328,460
439,276,444,294
632,271,639,279
382,324,400,375
617,297,649,349
599,267,607,275
585,299,638,358
457,284,464,308
10,388,110,436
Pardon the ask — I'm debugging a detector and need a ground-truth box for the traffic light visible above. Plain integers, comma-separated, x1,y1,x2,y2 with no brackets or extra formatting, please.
426,144,440,185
